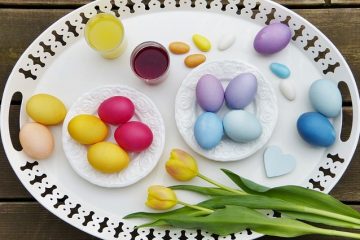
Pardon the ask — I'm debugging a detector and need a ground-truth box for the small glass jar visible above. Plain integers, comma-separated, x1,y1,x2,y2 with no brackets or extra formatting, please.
130,41,170,85
85,13,126,59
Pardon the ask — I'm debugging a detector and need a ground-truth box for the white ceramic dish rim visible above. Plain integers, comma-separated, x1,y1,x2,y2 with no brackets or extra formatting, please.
0,0,359,239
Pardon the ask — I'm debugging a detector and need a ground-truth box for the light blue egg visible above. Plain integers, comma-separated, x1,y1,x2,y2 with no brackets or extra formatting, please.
309,79,342,118
194,112,223,150
297,112,336,147
223,110,262,143
270,63,291,79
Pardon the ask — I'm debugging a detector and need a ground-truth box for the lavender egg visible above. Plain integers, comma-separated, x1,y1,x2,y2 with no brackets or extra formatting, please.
225,73,257,109
254,23,292,55
196,74,224,112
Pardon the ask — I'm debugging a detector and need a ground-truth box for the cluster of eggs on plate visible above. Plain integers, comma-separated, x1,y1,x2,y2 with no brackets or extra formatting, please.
20,94,67,159
194,73,262,150
67,96,153,173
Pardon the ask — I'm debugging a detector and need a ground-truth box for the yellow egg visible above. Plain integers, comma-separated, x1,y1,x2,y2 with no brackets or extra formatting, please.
68,114,108,145
26,94,67,125
87,142,129,173
19,122,54,159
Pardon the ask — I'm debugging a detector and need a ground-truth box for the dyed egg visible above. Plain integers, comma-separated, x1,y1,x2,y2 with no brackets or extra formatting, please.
270,63,291,79
194,112,223,150
192,34,211,52
196,74,224,112
114,121,153,152
223,110,262,143
98,96,135,125
87,142,129,173
254,23,292,55
297,112,336,147
26,94,67,125
309,79,342,118
68,114,108,145
225,73,257,109
19,122,54,159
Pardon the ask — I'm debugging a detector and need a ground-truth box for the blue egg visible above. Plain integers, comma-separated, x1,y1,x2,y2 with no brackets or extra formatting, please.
223,110,262,143
270,63,291,79
194,112,223,149
309,79,342,118
297,112,336,147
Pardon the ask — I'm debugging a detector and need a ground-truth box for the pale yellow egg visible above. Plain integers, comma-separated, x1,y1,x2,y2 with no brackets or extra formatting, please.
87,142,129,173
26,94,67,125
68,114,108,145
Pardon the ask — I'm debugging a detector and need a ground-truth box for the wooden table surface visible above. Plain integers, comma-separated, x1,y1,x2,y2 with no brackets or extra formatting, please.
0,0,359,239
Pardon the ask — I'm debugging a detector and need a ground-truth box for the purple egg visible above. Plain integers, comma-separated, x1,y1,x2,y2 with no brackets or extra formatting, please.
196,74,224,112
225,73,257,109
254,23,292,55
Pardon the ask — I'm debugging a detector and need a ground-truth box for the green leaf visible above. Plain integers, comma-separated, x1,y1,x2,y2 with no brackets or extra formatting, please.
124,206,196,220
222,169,360,220
282,211,360,229
146,205,323,237
170,185,237,196
221,169,269,194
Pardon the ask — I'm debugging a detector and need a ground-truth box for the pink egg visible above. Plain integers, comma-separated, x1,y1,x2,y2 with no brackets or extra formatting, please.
98,96,135,125
114,121,153,152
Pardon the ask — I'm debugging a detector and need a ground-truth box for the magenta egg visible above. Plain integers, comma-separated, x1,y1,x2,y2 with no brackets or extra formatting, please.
114,121,153,152
98,96,135,125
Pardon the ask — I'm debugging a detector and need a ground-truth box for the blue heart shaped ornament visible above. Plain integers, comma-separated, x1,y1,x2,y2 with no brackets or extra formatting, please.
264,146,296,178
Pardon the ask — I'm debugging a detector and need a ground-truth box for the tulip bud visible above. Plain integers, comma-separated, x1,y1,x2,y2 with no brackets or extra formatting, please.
166,149,199,181
146,185,177,210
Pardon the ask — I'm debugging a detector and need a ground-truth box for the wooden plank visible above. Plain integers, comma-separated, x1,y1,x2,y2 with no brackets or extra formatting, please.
0,202,97,240
0,8,358,102
332,0,360,5
275,0,326,6
0,202,358,240
293,8,360,91
1,106,359,201
0,0,90,6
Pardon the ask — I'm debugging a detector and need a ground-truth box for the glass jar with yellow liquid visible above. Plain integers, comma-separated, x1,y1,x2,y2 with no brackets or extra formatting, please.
85,13,126,59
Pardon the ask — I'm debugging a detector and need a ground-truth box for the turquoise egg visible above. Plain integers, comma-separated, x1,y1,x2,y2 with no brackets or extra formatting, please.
297,112,336,147
309,79,342,118
270,63,291,79
194,112,223,150
223,110,262,143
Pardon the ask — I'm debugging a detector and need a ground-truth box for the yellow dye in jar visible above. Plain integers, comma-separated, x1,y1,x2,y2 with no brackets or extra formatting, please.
85,13,126,59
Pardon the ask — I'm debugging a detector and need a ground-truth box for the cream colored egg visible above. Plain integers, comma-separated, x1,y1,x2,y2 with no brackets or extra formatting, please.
19,122,54,159
87,142,129,173
26,94,67,125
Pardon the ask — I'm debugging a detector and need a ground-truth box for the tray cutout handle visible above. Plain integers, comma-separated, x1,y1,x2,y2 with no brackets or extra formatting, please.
8,91,23,151
338,81,352,142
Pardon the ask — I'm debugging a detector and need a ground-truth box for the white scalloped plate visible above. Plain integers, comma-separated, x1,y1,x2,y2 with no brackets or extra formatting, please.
175,60,278,161
1,0,359,239
62,85,165,188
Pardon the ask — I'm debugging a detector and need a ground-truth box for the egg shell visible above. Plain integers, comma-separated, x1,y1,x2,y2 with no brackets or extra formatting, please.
19,122,54,159
114,121,153,152
223,110,262,143
194,112,223,150
218,33,236,51
26,94,67,125
87,142,129,173
297,112,336,147
196,74,224,112
270,63,291,79
254,23,292,55
98,96,135,125
68,114,108,145
309,79,342,118
225,73,258,109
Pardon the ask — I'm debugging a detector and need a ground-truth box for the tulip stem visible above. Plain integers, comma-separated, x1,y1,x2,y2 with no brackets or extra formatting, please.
178,201,214,214
197,173,247,195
